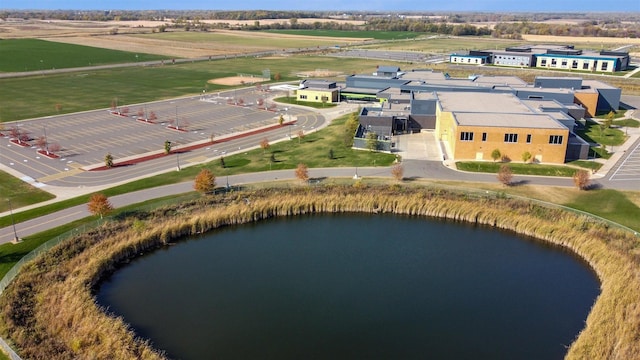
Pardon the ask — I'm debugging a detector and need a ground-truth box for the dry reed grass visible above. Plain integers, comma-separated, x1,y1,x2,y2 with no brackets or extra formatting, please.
0,185,638,359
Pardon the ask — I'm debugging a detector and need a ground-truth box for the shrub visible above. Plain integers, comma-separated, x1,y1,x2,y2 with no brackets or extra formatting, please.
573,169,591,190
497,164,513,186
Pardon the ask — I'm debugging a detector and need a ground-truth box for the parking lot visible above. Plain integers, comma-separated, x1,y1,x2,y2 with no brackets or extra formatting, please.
609,138,640,182
0,86,322,187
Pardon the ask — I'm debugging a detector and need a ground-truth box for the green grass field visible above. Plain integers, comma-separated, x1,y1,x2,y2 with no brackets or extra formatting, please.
0,56,402,122
576,120,627,146
456,161,579,177
264,29,423,40
0,39,168,73
352,36,523,52
0,171,55,212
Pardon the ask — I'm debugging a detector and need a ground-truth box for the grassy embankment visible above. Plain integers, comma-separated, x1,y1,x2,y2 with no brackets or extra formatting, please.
0,39,168,73
0,186,639,359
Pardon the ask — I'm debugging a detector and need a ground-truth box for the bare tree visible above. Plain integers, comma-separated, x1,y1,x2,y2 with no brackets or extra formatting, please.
48,142,61,155
573,169,591,190
295,163,309,183
497,164,513,186
87,193,114,219
260,138,270,154
297,130,305,144
149,111,157,123
36,136,47,152
137,108,145,119
391,164,404,181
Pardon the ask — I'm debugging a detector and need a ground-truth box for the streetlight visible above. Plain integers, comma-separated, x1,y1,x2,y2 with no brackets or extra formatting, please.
7,199,20,243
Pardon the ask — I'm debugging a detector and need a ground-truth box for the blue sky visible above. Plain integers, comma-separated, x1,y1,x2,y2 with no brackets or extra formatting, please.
2,0,639,12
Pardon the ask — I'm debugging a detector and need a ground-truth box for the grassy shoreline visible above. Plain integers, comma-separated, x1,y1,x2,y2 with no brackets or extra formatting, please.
0,185,638,359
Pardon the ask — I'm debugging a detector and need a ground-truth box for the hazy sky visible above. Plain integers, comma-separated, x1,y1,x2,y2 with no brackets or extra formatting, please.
2,0,639,12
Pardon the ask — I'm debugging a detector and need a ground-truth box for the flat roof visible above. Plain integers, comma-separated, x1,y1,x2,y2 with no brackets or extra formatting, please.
437,92,533,114
473,76,527,87
341,87,380,95
581,79,618,90
454,112,567,129
413,92,438,100
400,71,446,81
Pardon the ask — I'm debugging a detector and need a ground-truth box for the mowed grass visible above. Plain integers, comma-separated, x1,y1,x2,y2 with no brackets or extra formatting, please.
576,119,628,146
0,171,55,212
265,29,422,40
0,39,168,72
0,56,403,121
456,161,579,177
565,189,640,231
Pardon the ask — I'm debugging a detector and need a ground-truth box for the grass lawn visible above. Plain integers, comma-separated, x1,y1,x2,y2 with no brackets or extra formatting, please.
576,119,627,146
0,56,403,121
265,29,422,40
614,119,640,128
565,189,640,231
567,160,603,171
0,171,55,212
456,161,579,177
0,39,168,73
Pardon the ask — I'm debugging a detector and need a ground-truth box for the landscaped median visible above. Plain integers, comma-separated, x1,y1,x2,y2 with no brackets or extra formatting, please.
456,161,590,177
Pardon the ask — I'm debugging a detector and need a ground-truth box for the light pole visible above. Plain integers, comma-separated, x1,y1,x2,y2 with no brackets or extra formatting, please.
175,104,179,130
7,199,20,243
176,147,181,171
43,125,49,154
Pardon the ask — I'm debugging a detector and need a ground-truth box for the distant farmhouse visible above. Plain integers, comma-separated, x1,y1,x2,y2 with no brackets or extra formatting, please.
298,65,622,164
450,44,630,73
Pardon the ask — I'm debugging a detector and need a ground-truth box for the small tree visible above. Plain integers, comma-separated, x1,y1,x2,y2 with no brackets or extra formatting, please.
48,142,61,155
164,140,172,154
121,107,129,116
573,169,591,190
194,169,216,194
36,136,47,152
278,114,284,125
104,153,114,168
328,148,334,159
521,151,532,164
87,193,114,219
491,149,502,162
55,103,62,113
295,163,309,183
366,132,379,151
260,138,270,154
137,108,145,119
391,164,404,182
220,156,226,168
274,72,281,81
297,130,305,144
149,111,157,122
497,164,513,186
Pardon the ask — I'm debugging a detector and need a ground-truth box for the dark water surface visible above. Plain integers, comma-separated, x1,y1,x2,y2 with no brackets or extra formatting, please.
97,213,599,360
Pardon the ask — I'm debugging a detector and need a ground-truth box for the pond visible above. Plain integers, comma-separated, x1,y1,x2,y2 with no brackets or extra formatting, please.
97,213,599,360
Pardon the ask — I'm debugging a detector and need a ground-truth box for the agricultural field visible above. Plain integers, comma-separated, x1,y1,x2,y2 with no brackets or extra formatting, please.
0,39,168,73
351,36,525,53
0,55,403,122
264,29,422,40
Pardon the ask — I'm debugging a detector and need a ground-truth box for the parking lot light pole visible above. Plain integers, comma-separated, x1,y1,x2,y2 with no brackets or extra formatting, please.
7,199,20,243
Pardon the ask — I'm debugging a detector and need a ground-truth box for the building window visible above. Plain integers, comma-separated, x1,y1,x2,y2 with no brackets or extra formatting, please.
504,133,518,143
526,134,532,143
482,132,487,142
583,62,590,70
601,62,608,71
551,59,557,67
300,95,307,99
572,60,578,69
540,59,547,66
549,135,563,144
460,132,474,141
561,59,567,67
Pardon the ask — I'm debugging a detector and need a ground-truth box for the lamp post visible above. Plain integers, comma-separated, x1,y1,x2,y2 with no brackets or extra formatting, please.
7,199,20,243
43,125,49,154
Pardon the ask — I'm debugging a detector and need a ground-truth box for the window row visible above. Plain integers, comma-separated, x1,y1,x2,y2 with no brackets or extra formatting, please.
459,132,563,144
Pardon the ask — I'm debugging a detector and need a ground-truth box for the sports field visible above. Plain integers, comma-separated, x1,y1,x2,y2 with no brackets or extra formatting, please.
0,39,168,72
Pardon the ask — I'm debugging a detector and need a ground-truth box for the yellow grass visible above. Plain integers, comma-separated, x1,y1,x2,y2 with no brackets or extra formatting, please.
0,185,639,359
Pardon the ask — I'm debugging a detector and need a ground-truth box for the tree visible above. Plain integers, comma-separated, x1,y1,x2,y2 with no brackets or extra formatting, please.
149,111,157,122
278,114,284,125
344,112,360,147
497,164,513,186
274,72,281,81
104,153,114,168
194,169,216,194
328,148,334,159
137,108,144,119
573,169,591,190
491,149,502,162
164,140,172,154
366,131,379,151
270,152,276,164
295,163,309,183
297,130,305,144
391,164,404,181
220,156,226,168
87,193,114,219
260,138,270,154
48,142,61,155
521,151,532,164
36,136,47,152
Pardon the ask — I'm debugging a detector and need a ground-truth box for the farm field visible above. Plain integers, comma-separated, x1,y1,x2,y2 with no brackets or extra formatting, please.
264,29,423,40
352,36,525,53
0,39,168,72
42,29,368,58
0,55,402,121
